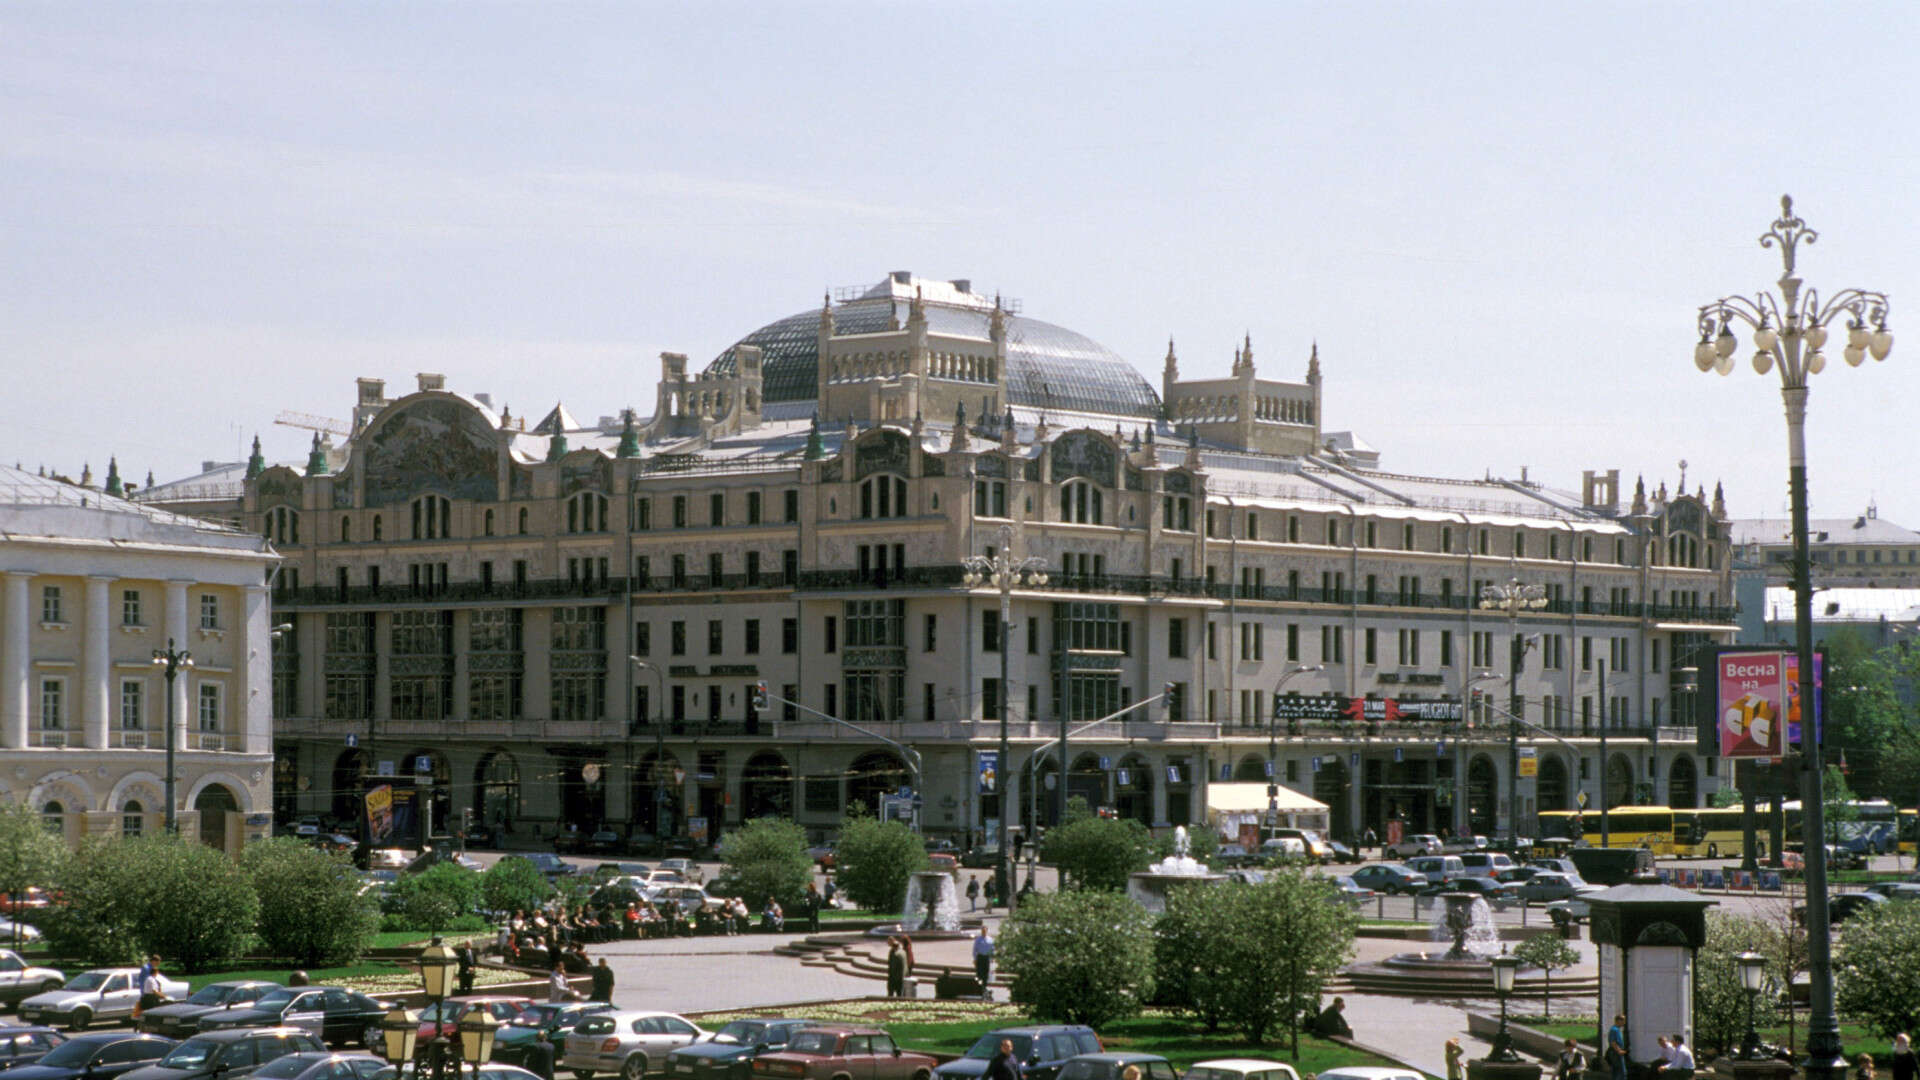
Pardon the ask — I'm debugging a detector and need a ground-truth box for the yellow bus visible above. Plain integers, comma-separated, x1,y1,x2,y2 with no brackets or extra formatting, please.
1686,807,1763,860
1901,809,1917,855
1537,808,1680,855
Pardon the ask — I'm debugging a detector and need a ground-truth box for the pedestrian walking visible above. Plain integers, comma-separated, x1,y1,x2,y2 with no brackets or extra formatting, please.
1890,1035,1915,1080
972,928,994,991
526,1031,556,1080
456,942,476,995
1444,1038,1464,1080
805,881,823,933
985,1039,1021,1080
965,876,981,912
590,958,614,1003
136,957,167,1018
885,937,906,998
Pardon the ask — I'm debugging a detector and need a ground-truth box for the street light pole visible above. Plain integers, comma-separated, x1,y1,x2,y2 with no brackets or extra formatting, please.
1692,194,1893,1080
961,523,1049,911
1266,664,1323,831
630,658,667,856
151,638,193,833
1479,577,1545,843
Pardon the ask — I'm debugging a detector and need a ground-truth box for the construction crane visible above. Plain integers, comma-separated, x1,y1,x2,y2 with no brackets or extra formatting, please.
274,410,351,437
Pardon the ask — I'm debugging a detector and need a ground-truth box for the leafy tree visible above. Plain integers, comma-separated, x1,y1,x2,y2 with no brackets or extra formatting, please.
41,835,257,972
714,818,814,909
0,803,65,948
1000,888,1155,1027
1513,933,1581,1019
40,837,146,966
1043,815,1154,892
481,856,555,916
1710,787,1742,809
1694,912,1787,1056
390,862,482,933
1835,897,1920,1040
239,838,378,966
1154,870,1357,1047
832,814,927,912
1821,765,1858,844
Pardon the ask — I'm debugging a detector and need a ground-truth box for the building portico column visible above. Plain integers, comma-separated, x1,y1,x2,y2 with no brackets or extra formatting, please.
2,572,30,749
241,585,270,754
83,575,114,749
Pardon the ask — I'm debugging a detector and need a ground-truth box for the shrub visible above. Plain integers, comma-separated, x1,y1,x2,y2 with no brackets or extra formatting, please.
239,838,378,966
481,856,555,916
1042,815,1155,891
1001,888,1155,1027
833,815,928,912
714,818,814,909
43,835,257,971
0,804,64,909
1695,913,1787,1055
1836,898,1920,1040
389,862,482,933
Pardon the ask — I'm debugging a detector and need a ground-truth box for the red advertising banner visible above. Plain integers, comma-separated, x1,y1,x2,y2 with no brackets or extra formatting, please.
1717,650,1787,758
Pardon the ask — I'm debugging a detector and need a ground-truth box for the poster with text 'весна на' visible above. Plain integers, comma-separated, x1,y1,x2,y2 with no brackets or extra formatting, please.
1718,650,1787,758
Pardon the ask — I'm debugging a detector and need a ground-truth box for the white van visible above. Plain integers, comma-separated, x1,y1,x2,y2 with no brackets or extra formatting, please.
1404,854,1467,882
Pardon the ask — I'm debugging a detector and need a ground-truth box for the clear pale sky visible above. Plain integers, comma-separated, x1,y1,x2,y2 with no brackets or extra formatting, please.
4,3,1917,525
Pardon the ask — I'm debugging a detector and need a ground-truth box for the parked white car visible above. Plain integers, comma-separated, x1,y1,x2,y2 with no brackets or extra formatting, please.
1385,834,1443,859
0,949,64,1006
19,967,189,1029
562,1010,708,1079
1185,1060,1303,1080
643,884,720,915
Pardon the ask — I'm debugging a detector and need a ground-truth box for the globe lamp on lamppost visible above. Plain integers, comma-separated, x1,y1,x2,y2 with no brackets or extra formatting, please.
1736,950,1767,1060
1487,950,1523,1064
1692,195,1891,1080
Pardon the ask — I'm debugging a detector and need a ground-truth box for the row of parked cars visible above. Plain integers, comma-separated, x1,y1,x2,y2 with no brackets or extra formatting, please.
1340,855,1609,912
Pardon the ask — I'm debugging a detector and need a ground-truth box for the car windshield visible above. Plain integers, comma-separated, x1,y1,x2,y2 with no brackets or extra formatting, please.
785,1033,840,1056
253,1057,320,1080
160,1039,221,1069
1184,1069,1243,1080
37,1042,103,1068
511,1006,560,1028
253,990,298,1010
963,1035,1032,1060
711,1023,765,1046
418,1001,464,1023
186,985,245,1006
1058,1061,1116,1080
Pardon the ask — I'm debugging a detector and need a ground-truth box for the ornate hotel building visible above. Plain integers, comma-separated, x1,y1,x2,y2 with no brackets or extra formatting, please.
166,273,1738,845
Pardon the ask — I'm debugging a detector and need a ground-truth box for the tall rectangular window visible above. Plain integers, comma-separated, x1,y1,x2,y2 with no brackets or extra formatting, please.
784,490,799,522
40,586,62,624
924,614,938,653
983,610,1001,653
38,679,62,729
708,619,723,655
746,491,762,524
710,493,725,527
670,620,686,656
782,618,798,654
199,594,220,630
1168,618,1187,659
197,683,221,732
121,589,142,626
824,616,837,654
745,619,761,655
1364,627,1377,665
119,680,142,730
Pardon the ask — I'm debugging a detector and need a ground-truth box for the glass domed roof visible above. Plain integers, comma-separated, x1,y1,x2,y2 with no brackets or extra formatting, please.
706,277,1163,418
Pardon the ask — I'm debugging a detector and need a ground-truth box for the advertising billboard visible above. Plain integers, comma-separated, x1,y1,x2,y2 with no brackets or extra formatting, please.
1716,650,1788,758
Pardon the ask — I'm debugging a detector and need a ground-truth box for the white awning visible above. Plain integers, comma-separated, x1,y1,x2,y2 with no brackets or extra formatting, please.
1204,781,1329,814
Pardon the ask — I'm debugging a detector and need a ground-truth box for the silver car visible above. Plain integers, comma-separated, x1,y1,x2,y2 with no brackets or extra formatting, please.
563,1011,708,1080
0,949,65,1006
19,968,189,1030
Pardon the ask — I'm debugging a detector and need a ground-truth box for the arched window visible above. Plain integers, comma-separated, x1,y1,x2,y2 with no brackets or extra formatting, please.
265,507,299,546
411,495,451,540
40,801,62,834
339,516,352,543
859,475,908,519
566,492,608,534
121,799,144,838
1060,480,1103,525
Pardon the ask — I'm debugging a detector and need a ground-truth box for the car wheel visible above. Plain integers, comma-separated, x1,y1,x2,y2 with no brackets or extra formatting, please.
1707,843,1719,860
621,1055,649,1080
68,1007,90,1031
913,1071,931,1080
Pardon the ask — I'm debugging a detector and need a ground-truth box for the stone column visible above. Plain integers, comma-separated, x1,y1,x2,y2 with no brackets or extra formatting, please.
2,572,30,749
83,575,114,749
241,585,271,753
165,581,191,751
1151,754,1170,827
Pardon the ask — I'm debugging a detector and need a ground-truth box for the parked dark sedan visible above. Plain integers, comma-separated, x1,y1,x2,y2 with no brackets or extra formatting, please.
1349,864,1428,895
1418,876,1518,907
138,982,282,1039
0,1033,175,1080
248,1052,387,1080
666,1018,817,1080
492,1004,617,1069
120,1030,325,1080
934,1026,1102,1080
0,1029,65,1072
195,988,390,1049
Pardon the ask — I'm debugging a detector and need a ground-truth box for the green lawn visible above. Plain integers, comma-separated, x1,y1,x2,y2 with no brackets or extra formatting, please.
1520,1016,1876,1056
692,1000,1422,1075
369,929,495,950
182,961,397,993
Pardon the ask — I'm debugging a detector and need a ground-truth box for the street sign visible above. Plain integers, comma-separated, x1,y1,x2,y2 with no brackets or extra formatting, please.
1393,747,1404,762
1578,791,1590,808
345,733,358,748
1349,752,1359,767
377,760,395,777
1436,742,1447,756
414,755,432,774
1311,756,1322,773
1219,762,1232,780
1098,755,1111,770
1264,760,1274,778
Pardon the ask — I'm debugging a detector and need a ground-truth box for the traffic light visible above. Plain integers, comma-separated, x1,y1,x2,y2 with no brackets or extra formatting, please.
1162,682,1177,719
752,681,769,711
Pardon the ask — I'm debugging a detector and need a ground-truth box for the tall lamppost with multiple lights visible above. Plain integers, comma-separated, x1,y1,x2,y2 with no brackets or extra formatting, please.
382,938,498,1080
961,522,1049,910
1691,194,1892,1080
1267,664,1323,828
1479,577,1545,842
150,639,193,833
